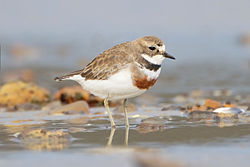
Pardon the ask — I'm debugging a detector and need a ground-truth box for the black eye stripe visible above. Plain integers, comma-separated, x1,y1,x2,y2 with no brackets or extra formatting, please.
149,46,156,50
157,43,162,47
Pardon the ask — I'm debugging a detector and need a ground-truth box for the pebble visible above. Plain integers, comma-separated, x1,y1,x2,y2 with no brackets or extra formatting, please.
50,100,89,115
54,86,90,104
161,105,185,111
42,100,62,111
53,86,107,107
204,99,221,109
0,81,50,107
213,107,245,114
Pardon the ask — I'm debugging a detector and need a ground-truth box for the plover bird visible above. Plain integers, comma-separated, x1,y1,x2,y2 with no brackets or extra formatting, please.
55,36,175,128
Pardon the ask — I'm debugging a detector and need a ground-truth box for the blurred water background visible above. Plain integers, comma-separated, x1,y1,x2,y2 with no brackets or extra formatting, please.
1,0,250,94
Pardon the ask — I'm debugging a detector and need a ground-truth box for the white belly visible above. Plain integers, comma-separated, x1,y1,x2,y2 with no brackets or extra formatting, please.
68,67,146,100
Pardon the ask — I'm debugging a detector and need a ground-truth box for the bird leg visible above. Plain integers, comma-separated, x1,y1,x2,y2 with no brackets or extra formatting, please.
106,127,116,147
104,97,116,128
122,99,129,128
124,124,129,146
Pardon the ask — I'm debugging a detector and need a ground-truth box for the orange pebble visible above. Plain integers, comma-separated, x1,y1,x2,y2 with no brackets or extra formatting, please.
204,99,221,109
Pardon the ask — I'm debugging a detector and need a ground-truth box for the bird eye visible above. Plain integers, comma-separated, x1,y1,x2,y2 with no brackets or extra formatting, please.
149,46,156,50
157,43,162,47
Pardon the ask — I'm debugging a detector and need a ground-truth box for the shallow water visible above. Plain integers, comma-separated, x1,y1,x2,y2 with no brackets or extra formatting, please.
1,58,250,166
1,101,250,167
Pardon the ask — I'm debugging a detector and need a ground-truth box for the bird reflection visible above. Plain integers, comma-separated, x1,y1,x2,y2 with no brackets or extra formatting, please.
106,126,129,147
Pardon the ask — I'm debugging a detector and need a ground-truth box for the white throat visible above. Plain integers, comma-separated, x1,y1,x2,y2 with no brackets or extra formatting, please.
141,54,165,65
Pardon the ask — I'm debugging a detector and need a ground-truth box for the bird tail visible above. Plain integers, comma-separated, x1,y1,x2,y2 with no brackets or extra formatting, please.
54,69,83,82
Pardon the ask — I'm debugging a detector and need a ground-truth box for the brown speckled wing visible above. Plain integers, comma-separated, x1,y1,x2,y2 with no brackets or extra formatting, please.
81,44,134,80
55,42,134,81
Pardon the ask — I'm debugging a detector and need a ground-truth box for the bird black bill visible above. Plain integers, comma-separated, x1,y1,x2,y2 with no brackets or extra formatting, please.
163,52,175,60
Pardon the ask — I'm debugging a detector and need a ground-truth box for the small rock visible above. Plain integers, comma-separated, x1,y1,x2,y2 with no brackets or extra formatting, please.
223,101,237,108
54,86,106,107
186,104,209,112
204,99,221,109
161,105,185,111
185,99,239,113
50,100,89,115
0,81,50,107
54,86,90,103
213,107,245,114
88,94,105,107
42,101,62,111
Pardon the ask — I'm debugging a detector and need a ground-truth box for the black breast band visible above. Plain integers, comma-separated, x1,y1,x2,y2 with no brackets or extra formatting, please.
139,57,161,71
